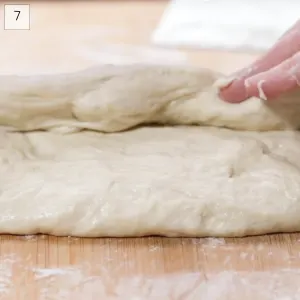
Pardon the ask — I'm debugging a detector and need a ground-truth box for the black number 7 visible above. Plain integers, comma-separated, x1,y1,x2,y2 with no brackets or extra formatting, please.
14,10,20,21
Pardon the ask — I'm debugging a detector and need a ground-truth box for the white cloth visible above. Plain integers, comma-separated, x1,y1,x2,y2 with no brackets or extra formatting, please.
152,0,300,52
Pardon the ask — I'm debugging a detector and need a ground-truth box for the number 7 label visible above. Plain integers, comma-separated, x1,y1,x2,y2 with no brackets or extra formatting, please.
4,4,30,30
14,10,21,21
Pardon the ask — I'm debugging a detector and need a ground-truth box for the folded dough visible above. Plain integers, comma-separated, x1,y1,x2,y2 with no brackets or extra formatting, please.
1,64,299,133
1,65,300,237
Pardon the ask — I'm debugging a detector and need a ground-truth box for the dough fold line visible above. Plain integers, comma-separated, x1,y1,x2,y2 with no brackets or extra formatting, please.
0,64,299,133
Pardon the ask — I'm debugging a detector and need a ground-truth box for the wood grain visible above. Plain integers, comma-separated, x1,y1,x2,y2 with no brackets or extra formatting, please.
0,1,300,299
1,234,300,298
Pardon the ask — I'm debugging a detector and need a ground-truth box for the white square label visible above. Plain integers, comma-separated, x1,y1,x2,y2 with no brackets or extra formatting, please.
4,4,30,30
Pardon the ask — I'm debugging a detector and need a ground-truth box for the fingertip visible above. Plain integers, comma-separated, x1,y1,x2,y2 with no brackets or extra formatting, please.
218,81,248,103
219,90,244,103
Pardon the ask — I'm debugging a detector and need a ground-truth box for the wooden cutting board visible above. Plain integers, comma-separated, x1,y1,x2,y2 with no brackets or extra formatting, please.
1,1,300,299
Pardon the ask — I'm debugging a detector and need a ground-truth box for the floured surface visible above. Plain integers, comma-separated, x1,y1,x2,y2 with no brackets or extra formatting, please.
5,263,300,300
1,235,300,299
31,270,300,300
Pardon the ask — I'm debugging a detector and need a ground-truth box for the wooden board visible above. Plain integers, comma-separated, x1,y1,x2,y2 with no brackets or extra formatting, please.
2,235,300,298
0,1,300,299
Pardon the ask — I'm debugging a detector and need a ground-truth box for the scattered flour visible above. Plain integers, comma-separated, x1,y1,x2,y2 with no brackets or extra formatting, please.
0,253,298,299
22,235,38,242
191,238,226,247
0,260,299,299
0,255,14,295
201,238,226,247
0,236,299,299
149,246,160,252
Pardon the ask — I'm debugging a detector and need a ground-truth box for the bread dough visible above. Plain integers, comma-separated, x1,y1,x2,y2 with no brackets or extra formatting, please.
1,64,300,133
1,65,300,237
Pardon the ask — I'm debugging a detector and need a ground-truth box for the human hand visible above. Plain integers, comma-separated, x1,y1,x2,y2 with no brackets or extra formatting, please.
220,20,300,103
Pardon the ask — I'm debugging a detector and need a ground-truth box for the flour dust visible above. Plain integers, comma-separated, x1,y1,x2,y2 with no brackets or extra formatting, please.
0,237,299,299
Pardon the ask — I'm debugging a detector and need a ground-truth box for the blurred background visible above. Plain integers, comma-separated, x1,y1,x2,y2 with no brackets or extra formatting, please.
4,0,292,75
